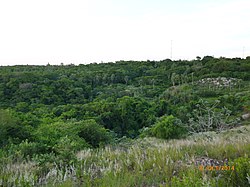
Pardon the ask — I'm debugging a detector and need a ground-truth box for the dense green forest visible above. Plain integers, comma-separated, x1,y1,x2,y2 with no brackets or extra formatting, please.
0,56,250,186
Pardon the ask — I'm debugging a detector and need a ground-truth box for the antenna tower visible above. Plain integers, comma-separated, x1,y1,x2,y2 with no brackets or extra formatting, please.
170,40,173,59
243,46,245,59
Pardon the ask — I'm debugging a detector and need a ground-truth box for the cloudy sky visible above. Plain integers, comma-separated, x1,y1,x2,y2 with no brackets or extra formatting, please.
0,0,249,65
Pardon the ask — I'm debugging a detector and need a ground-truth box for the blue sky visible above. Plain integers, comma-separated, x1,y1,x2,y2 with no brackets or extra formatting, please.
0,0,249,65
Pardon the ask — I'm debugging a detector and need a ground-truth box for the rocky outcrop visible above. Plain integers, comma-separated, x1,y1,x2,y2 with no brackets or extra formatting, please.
242,113,250,120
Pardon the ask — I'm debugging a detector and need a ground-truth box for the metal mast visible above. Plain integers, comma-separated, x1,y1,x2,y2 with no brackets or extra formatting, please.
170,40,173,59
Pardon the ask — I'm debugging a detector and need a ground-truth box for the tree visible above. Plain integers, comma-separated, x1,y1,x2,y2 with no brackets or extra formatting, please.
186,100,238,134
171,73,176,86
110,74,115,84
114,96,155,137
151,78,156,89
196,56,201,61
0,109,28,147
124,75,129,85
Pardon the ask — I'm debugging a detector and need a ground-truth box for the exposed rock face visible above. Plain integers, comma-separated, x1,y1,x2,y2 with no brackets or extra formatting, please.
242,113,250,120
198,77,241,88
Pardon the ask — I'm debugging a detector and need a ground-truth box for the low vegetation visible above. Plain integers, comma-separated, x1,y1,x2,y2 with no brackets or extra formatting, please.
0,125,249,186
0,56,249,186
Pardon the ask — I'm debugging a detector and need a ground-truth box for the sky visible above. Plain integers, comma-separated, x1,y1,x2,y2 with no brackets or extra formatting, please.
0,0,249,65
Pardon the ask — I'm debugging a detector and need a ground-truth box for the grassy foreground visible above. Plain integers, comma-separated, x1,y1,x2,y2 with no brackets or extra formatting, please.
1,125,250,187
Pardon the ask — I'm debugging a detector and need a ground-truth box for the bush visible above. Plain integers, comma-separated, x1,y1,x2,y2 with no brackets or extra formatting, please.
148,115,186,139
33,121,89,154
139,127,153,138
11,140,43,159
76,119,113,148
53,136,88,165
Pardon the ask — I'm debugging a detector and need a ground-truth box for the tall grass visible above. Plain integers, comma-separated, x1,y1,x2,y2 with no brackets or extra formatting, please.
1,125,249,186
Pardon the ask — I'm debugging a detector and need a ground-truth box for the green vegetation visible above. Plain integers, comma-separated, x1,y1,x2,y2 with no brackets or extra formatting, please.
1,125,249,186
141,115,186,139
0,56,249,186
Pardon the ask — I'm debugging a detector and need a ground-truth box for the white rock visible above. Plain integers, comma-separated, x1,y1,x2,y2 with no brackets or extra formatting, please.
242,113,250,120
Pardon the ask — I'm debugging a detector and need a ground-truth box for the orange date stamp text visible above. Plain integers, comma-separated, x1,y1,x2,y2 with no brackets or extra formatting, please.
199,165,235,171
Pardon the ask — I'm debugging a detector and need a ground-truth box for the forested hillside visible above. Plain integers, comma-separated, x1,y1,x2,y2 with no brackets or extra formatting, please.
0,56,250,186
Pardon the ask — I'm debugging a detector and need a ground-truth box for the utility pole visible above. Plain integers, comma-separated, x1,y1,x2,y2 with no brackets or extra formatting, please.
170,40,173,60
243,46,245,59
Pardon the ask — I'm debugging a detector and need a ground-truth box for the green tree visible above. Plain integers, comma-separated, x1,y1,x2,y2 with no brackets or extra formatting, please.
0,109,29,147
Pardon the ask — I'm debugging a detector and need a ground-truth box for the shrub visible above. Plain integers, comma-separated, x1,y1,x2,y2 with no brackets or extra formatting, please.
76,119,113,148
149,115,186,139
33,121,90,154
139,127,153,138
53,136,88,165
11,140,42,159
